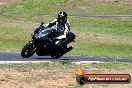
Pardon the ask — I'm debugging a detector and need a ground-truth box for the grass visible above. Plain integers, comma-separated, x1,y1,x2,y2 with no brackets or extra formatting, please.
69,41,132,58
72,17,132,38
0,15,132,58
0,61,75,72
1,0,132,15
0,1,132,88
0,27,30,51
85,62,132,70
0,62,132,88
0,0,132,59
1,14,132,38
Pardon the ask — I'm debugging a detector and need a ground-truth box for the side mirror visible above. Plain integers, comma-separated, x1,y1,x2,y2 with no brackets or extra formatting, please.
40,22,44,26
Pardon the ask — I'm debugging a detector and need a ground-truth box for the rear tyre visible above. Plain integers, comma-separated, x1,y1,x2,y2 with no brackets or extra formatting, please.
21,41,36,58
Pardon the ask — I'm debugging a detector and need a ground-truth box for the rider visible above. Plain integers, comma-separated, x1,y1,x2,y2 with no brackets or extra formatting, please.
45,12,73,50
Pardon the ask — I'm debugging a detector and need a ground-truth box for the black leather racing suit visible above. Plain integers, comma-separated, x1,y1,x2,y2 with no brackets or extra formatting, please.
45,19,70,45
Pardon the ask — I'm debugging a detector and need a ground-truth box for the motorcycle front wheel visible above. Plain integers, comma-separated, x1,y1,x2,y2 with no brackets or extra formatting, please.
21,41,36,58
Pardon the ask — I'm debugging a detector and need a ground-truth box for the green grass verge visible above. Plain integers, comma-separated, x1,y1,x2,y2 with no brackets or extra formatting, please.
0,61,75,72
1,0,132,15
0,62,132,73
0,27,31,51
69,43,132,59
1,14,132,37
0,15,132,58
0,0,132,58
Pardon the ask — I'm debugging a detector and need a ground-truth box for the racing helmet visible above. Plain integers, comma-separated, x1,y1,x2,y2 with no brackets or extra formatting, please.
57,12,67,24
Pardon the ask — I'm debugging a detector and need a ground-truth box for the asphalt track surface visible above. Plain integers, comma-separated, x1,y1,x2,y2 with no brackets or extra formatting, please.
0,52,132,63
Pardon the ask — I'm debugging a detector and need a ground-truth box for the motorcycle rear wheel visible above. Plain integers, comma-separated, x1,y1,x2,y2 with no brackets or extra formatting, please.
21,41,36,58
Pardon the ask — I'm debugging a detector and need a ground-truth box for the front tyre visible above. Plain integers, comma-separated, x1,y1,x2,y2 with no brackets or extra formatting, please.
21,41,36,58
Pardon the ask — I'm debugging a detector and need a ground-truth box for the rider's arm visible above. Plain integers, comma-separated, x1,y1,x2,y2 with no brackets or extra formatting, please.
66,20,70,31
45,19,57,28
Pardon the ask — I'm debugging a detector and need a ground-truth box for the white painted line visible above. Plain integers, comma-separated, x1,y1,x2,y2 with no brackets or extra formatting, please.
0,61,104,64
0,61,53,64
74,61,104,64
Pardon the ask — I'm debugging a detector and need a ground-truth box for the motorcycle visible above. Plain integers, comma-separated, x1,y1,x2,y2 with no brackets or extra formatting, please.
21,22,76,59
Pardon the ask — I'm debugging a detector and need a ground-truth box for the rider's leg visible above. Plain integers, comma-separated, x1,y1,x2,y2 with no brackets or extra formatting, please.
65,32,76,44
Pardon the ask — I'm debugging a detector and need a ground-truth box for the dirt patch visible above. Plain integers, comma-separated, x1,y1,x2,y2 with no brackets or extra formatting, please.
76,31,132,45
0,0,22,10
0,68,76,88
0,19,38,30
83,0,132,3
0,0,20,4
0,64,132,88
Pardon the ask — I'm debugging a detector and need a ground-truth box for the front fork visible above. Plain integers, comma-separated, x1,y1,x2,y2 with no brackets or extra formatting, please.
29,40,39,52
